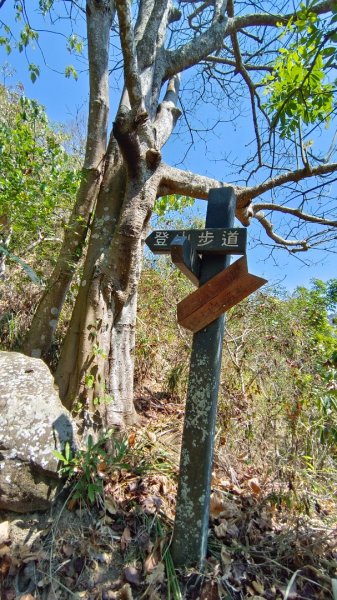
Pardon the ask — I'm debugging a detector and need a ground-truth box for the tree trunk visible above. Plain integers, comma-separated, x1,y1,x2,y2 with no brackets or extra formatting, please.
105,291,139,426
22,170,100,359
55,154,159,428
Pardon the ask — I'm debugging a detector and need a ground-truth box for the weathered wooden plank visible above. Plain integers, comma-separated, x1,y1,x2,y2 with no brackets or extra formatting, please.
177,256,267,332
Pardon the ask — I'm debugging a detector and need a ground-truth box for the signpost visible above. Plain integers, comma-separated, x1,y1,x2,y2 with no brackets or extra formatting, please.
145,187,267,567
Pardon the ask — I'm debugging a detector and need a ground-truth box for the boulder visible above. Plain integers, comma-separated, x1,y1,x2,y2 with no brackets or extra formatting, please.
0,351,77,513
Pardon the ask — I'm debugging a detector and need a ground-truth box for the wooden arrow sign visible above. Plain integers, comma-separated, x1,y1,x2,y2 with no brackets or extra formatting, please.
177,256,267,332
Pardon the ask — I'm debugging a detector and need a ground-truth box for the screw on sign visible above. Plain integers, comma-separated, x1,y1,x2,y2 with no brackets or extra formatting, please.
146,187,267,567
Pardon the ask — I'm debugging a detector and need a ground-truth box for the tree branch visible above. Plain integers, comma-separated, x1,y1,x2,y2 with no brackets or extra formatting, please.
233,2,335,31
252,203,337,227
164,0,229,80
85,0,115,169
153,76,182,148
115,0,144,111
254,212,309,250
239,162,337,204
162,1,335,87
136,0,170,69
158,160,337,235
205,55,273,72
228,2,264,165
158,163,253,225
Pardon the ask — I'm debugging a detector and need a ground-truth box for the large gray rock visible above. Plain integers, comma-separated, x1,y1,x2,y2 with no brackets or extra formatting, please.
0,351,77,512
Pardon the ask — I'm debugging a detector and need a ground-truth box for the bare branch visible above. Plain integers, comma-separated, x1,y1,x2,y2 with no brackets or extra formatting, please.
240,162,337,204
158,163,253,225
136,0,170,69
253,204,337,228
228,2,264,165
164,0,229,80
163,0,335,83
205,55,273,72
134,0,155,45
84,0,115,169
159,159,337,240
233,2,335,31
154,76,182,148
115,0,144,111
254,212,309,250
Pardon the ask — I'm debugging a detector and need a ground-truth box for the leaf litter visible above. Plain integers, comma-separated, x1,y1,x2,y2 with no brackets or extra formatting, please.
0,390,336,599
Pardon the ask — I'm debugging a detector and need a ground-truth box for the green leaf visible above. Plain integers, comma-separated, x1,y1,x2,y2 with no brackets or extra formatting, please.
65,65,78,81
87,485,96,503
53,450,67,462
64,441,71,462
28,63,40,83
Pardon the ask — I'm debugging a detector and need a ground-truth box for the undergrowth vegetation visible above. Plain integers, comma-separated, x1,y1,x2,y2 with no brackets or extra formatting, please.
1,245,337,597
136,257,337,504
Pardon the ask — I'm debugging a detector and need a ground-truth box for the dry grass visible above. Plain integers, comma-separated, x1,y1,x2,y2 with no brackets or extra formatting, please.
1,390,337,599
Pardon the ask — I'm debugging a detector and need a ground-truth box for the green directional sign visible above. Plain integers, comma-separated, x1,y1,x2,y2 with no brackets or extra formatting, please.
145,228,247,255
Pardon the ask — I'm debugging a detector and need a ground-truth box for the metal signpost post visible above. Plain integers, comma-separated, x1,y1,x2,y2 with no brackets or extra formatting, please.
146,187,267,567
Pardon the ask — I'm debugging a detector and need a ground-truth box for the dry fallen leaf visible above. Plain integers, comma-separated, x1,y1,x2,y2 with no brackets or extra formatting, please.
214,521,228,539
146,431,157,444
251,580,264,594
105,495,118,515
142,496,162,514
210,492,240,519
128,432,137,447
220,546,232,566
227,523,239,538
0,544,11,558
62,543,74,558
144,552,158,574
121,527,132,552
145,562,165,586
67,497,78,511
118,583,134,600
124,565,141,586
0,554,11,579
146,590,162,600
248,478,262,496
97,460,108,476
210,492,227,518
200,580,221,600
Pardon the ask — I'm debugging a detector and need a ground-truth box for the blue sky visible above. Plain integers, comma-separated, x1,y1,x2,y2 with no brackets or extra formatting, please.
0,2,336,292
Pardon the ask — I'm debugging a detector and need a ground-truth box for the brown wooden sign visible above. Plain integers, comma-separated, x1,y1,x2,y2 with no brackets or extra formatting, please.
177,256,267,332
